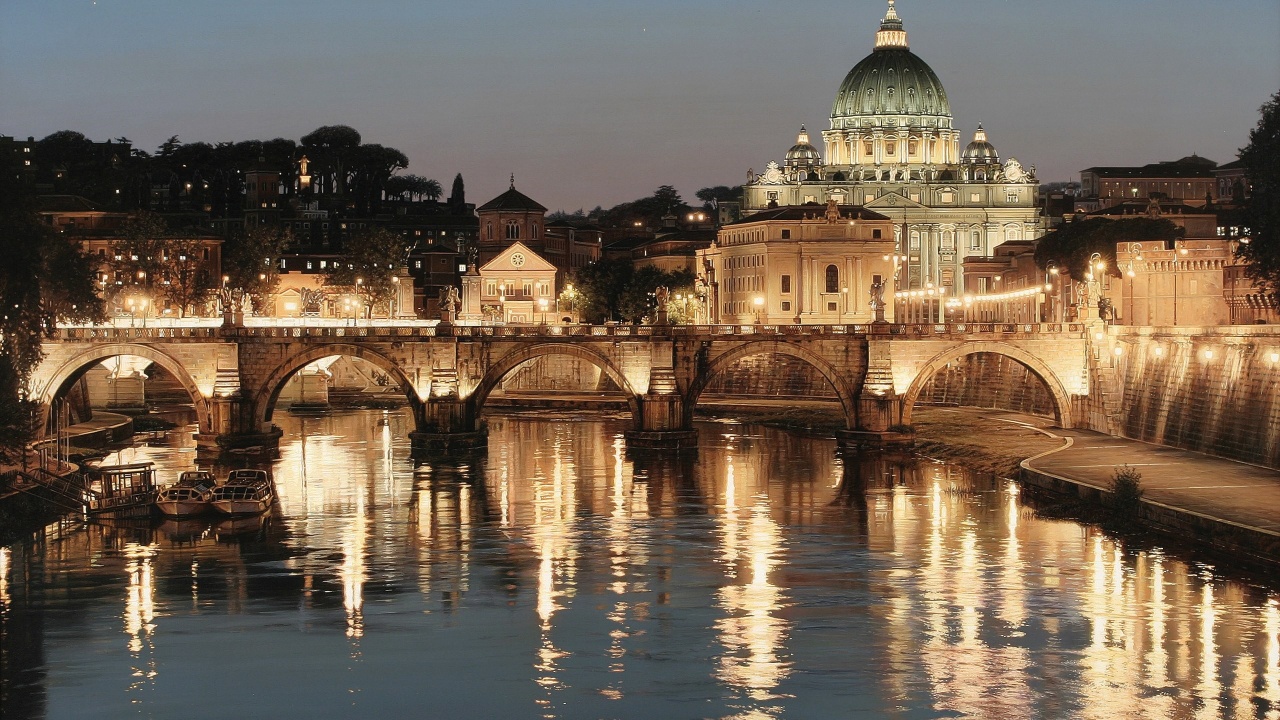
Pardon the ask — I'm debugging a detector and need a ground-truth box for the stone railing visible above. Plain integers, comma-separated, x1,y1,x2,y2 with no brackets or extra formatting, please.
49,321,1088,342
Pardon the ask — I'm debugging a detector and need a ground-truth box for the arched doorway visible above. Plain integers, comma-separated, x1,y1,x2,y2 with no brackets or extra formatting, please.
900,343,1073,428
685,341,859,429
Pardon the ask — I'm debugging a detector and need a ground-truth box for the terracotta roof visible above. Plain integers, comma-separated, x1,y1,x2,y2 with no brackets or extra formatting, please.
477,185,547,213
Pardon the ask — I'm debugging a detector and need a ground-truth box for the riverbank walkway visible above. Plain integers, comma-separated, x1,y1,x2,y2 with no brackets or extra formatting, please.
1022,426,1280,538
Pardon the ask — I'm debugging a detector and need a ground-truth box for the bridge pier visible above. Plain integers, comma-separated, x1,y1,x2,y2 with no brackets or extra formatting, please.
625,394,698,451
409,393,488,454
194,394,282,457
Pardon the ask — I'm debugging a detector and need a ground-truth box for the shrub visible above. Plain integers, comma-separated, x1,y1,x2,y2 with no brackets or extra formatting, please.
1106,465,1145,531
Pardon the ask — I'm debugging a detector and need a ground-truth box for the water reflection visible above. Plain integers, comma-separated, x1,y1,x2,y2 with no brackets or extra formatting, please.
2,410,1279,719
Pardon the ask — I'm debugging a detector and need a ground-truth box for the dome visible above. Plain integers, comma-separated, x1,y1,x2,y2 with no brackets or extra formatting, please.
962,124,999,163
830,1,951,129
785,126,821,167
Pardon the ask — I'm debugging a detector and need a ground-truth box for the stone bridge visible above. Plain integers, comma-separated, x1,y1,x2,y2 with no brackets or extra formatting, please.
32,321,1091,454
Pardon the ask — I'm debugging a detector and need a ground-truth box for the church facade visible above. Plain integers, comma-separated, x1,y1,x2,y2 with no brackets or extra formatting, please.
741,0,1041,293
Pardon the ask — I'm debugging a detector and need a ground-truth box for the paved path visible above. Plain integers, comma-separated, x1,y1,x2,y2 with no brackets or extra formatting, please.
1021,423,1280,537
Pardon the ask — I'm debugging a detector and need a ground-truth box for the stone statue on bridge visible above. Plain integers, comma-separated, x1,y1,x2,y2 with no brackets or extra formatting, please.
869,279,887,324
438,285,460,322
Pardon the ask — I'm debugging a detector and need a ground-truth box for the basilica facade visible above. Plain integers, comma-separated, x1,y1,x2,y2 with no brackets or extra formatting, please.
741,0,1041,293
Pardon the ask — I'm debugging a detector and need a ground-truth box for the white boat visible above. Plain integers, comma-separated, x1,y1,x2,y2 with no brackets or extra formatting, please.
86,463,158,519
211,469,274,516
155,471,219,517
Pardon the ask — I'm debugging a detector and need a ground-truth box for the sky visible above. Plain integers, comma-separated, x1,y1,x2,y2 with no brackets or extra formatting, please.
2,0,1278,212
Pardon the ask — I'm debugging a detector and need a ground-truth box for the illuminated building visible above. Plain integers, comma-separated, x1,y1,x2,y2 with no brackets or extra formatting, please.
697,200,896,324
740,0,1041,294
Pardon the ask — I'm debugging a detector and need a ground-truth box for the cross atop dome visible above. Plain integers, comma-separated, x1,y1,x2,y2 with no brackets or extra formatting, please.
876,0,909,49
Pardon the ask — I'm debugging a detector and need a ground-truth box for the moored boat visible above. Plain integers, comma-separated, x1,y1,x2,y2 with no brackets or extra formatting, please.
211,469,273,516
86,463,158,519
155,471,219,517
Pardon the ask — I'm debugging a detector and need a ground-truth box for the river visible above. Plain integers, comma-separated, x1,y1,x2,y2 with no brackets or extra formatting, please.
2,409,1278,719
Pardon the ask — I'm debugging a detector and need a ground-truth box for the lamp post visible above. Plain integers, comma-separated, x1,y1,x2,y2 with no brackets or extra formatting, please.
537,297,549,325
753,296,765,325
1045,263,1060,322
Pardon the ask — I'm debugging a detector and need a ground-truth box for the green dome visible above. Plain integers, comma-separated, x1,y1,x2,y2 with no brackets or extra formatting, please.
830,47,951,124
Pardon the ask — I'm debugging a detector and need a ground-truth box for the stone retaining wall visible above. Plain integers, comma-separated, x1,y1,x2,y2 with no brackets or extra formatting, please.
1111,327,1280,467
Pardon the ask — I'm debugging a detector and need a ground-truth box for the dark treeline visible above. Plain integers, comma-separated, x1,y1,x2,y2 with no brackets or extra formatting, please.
14,125,433,219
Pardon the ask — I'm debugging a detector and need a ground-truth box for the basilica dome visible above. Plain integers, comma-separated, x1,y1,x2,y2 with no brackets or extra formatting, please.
785,126,821,167
829,0,951,130
962,124,999,163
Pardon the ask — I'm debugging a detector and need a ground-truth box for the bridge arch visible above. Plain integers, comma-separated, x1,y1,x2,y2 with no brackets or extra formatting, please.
469,343,642,428
34,343,216,436
685,341,859,429
252,343,424,430
900,341,1074,428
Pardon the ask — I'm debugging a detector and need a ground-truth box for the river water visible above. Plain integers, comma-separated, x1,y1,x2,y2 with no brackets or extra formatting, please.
2,409,1278,719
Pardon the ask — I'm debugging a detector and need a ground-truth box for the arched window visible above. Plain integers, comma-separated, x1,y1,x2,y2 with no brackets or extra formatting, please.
506,221,520,240
825,265,839,294
485,223,493,240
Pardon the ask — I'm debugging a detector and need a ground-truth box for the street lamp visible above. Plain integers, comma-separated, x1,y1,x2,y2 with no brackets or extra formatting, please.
753,295,765,325
537,297,549,325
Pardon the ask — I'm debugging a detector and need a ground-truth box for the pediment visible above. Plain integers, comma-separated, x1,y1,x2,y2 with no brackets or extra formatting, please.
480,241,557,272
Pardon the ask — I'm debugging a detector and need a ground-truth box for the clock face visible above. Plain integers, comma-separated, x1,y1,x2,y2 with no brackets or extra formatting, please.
510,252,526,268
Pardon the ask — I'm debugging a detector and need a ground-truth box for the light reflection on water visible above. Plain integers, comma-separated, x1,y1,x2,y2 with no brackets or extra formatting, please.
1,409,1278,719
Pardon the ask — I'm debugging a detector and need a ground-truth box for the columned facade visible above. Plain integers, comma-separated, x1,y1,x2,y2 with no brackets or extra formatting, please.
741,0,1040,294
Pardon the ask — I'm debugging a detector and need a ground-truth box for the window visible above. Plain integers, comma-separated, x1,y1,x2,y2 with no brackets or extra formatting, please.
523,280,533,296
781,275,791,293
781,301,791,312
320,260,327,269
970,231,982,250
827,302,838,312
872,229,882,239
506,221,520,239
825,265,839,293
485,223,493,240
940,192,954,203
885,141,896,155
415,260,422,269
1006,191,1020,203
781,229,791,240
306,261,313,270
865,194,875,204
863,141,873,156
486,281,497,296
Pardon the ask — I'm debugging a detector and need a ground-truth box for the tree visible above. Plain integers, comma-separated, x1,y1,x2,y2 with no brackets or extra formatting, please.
618,266,695,322
108,212,172,311
226,225,292,314
695,185,742,208
1237,91,1280,298
449,173,465,206
571,258,633,322
0,153,105,461
1034,217,1182,281
571,259,694,323
161,237,216,317
325,227,407,318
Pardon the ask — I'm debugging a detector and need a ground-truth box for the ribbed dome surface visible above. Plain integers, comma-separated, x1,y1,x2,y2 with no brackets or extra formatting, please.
830,48,950,123
963,140,998,161
787,143,820,163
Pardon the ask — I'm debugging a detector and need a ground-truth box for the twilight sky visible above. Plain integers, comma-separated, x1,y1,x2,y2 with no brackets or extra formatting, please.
2,0,1277,212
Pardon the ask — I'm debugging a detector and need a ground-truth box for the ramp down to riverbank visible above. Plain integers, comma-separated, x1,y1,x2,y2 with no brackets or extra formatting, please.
1020,426,1280,567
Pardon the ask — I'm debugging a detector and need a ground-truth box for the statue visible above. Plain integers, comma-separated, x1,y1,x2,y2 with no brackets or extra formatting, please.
1098,297,1114,323
438,285,460,319
654,286,669,306
825,197,841,223
869,279,885,309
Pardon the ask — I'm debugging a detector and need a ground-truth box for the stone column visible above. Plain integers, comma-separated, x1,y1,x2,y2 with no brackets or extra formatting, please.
410,357,487,453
